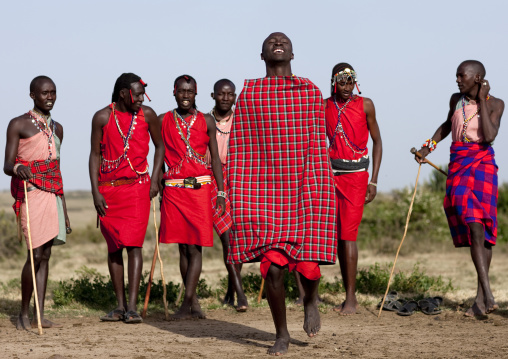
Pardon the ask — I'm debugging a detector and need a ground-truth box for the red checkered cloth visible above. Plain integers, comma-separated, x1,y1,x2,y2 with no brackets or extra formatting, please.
444,142,498,247
211,164,232,235
227,76,337,264
10,159,64,216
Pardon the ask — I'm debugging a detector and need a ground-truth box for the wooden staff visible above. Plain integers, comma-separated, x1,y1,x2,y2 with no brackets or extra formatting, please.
257,278,265,304
24,182,43,335
141,199,169,320
378,163,422,318
410,147,447,176
175,284,184,306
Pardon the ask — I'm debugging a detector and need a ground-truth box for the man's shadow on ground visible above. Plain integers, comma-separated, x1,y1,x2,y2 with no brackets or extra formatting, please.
145,316,309,350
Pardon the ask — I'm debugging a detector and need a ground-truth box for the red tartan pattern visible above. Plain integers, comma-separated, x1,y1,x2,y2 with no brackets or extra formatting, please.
443,142,498,247
210,164,232,235
11,159,64,216
227,76,337,264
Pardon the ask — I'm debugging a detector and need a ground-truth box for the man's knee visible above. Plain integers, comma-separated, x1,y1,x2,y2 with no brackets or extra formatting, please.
468,223,485,244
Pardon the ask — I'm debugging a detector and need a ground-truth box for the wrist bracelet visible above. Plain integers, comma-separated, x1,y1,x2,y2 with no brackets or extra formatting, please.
217,191,227,198
13,163,22,175
422,138,437,152
369,182,377,187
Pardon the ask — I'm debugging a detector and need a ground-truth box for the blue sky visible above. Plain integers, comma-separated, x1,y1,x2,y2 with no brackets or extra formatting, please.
2,0,507,191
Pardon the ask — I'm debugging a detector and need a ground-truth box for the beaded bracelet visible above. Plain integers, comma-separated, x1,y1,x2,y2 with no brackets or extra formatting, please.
369,182,377,187
217,191,227,198
422,139,437,152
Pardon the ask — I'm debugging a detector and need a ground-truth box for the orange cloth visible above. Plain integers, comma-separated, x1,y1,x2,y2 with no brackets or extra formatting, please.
18,132,59,249
260,249,321,280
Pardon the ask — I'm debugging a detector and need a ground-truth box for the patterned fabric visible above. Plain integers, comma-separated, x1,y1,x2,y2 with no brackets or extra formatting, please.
444,142,498,247
210,165,232,235
11,159,63,216
227,76,337,264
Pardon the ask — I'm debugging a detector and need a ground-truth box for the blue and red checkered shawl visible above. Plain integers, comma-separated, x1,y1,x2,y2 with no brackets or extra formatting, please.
443,142,498,247
11,159,64,216
227,76,337,264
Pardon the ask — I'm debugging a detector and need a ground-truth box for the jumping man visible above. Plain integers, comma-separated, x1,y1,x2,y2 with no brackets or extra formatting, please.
228,33,337,355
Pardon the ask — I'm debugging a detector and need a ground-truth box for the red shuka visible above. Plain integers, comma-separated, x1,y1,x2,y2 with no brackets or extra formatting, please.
227,76,337,266
98,105,151,253
325,96,369,242
159,110,213,247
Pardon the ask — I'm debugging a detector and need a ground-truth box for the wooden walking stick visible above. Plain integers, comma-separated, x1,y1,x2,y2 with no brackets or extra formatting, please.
24,181,43,335
257,278,265,304
410,147,447,176
377,161,423,318
141,198,160,318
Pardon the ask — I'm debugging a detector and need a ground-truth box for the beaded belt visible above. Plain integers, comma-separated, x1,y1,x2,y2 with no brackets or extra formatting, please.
98,178,139,187
165,175,211,189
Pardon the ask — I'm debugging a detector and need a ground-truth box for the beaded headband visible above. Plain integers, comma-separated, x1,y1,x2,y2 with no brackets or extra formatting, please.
332,68,361,94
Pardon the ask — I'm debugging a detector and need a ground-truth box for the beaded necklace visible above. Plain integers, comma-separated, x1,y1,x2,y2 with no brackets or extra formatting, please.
173,110,207,167
461,95,490,143
210,107,233,136
330,97,367,155
101,103,149,176
28,109,55,161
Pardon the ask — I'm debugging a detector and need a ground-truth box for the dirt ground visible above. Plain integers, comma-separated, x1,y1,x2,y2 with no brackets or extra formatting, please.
1,306,508,359
1,190,508,358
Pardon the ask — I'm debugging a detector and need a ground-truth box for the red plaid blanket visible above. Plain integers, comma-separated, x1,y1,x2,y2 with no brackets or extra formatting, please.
227,76,337,264
444,142,498,247
211,164,232,235
11,159,64,216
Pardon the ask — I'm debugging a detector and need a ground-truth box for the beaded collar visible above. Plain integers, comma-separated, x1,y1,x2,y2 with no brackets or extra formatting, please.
210,107,233,136
28,109,55,161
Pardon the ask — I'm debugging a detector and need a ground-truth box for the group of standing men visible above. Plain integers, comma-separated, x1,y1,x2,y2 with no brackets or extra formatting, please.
4,31,504,356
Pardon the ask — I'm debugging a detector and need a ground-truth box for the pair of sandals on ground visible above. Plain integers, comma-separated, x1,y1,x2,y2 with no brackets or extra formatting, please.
379,291,443,316
100,309,142,324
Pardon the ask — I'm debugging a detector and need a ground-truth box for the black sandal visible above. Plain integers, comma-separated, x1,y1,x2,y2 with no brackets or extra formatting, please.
397,300,419,316
123,310,143,324
100,309,125,322
418,298,442,315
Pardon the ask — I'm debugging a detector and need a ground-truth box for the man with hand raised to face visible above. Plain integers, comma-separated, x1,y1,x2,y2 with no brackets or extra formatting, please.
158,75,226,321
227,33,337,355
89,73,164,324
4,76,70,330
325,63,382,316
416,60,504,317
205,79,248,312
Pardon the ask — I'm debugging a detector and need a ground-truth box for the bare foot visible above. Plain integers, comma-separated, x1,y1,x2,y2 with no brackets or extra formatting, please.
333,301,345,312
223,291,235,306
236,295,249,312
191,300,206,319
31,318,63,328
338,299,358,316
267,336,290,356
16,314,31,331
170,306,193,321
303,301,321,337
485,296,499,314
464,301,486,317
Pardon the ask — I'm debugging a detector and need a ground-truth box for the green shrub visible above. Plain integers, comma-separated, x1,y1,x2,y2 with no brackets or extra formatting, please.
0,210,23,260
